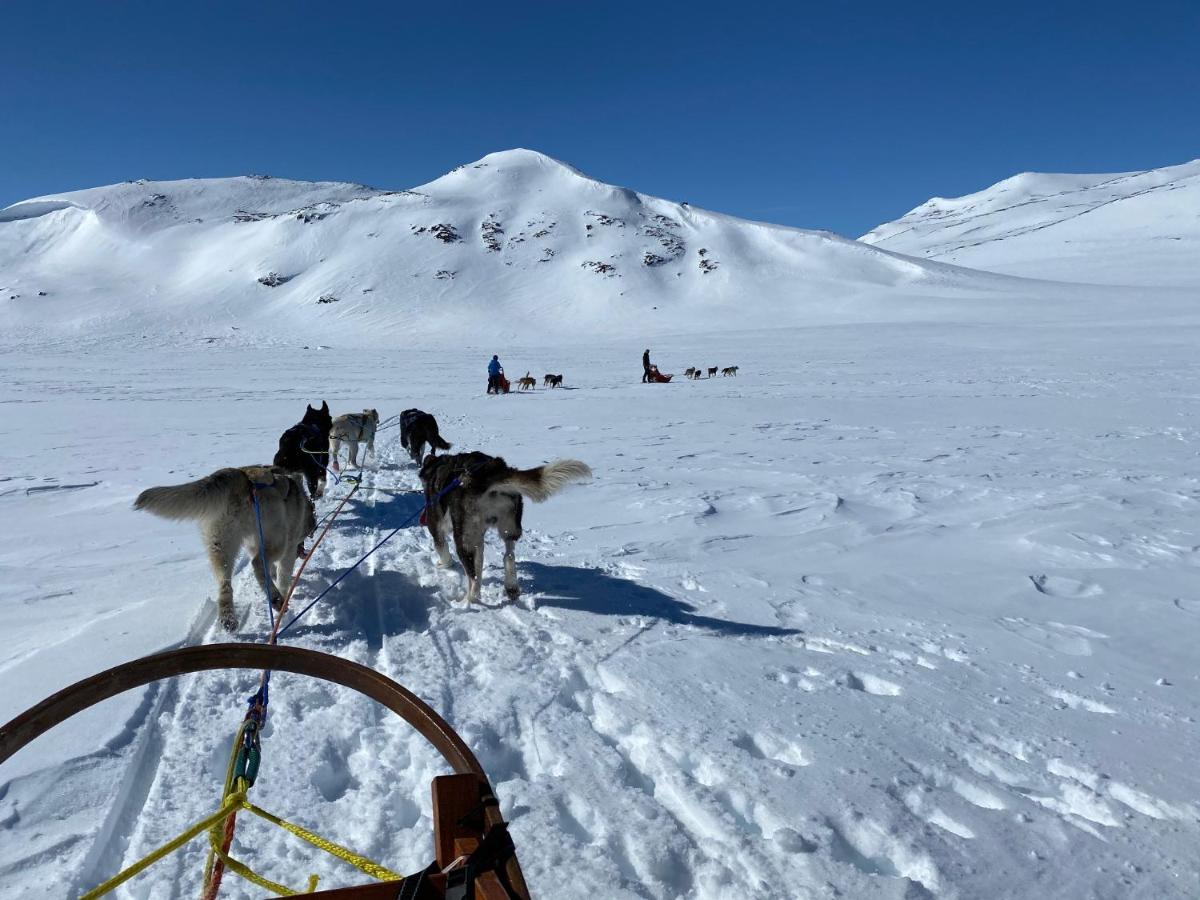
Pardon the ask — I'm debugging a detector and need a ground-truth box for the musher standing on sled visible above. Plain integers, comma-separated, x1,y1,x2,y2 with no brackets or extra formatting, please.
487,354,504,394
642,348,651,383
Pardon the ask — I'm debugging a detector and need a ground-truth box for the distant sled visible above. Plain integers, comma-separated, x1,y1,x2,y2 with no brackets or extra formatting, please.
646,366,673,383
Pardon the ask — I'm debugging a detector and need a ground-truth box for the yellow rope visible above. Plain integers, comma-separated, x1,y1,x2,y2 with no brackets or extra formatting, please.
79,791,245,900
241,800,404,881
201,724,250,888
205,821,318,896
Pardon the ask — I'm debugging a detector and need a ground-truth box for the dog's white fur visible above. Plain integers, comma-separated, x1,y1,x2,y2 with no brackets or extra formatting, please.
133,465,313,631
330,409,379,468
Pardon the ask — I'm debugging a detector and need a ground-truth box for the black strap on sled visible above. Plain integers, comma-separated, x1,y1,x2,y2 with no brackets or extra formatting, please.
444,822,519,900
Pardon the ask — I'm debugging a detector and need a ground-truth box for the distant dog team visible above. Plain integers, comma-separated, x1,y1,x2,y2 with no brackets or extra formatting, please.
684,365,737,380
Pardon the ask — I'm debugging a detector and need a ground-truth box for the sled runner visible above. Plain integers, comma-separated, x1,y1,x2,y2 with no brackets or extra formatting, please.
0,644,530,900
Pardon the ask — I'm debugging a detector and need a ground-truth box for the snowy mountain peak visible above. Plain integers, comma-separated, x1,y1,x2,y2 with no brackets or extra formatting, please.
1,149,998,344
414,148,598,198
861,159,1200,286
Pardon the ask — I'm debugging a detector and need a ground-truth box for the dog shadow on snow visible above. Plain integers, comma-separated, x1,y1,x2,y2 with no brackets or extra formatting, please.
522,562,800,638
334,489,425,531
279,492,433,648
279,566,436,650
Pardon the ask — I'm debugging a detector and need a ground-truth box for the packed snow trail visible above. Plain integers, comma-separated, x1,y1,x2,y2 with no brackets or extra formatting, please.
3,330,1200,899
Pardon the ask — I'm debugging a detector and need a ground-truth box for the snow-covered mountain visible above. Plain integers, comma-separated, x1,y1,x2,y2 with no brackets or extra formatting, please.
0,149,1008,345
860,159,1200,286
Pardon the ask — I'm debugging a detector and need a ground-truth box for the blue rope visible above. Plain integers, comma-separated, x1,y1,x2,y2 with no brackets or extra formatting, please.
249,486,277,633
277,475,462,637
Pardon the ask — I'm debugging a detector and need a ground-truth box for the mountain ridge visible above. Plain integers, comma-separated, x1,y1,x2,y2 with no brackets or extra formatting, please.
861,158,1200,286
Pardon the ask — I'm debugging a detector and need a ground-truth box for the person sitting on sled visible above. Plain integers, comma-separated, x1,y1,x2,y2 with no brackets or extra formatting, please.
487,355,504,394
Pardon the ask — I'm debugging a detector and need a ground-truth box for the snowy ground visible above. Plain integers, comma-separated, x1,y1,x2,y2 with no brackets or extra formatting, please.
3,312,1199,899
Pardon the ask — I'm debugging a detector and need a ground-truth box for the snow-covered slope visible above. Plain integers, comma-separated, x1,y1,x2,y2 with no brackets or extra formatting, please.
861,159,1200,286
0,149,1012,346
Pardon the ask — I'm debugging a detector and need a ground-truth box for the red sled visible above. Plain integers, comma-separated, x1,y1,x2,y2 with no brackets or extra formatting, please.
646,367,673,383
497,374,511,393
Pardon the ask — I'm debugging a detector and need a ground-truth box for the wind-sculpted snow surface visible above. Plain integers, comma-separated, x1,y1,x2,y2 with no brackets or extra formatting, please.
2,321,1199,898
861,159,1200,286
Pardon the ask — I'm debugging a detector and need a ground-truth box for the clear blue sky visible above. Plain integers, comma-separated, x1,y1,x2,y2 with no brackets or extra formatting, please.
4,0,1197,236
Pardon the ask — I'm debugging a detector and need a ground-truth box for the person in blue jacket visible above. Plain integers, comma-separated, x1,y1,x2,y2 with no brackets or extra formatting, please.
487,354,504,394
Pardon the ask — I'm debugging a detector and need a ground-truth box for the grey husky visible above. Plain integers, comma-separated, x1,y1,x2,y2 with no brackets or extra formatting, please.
419,452,591,604
134,465,315,631
330,409,379,469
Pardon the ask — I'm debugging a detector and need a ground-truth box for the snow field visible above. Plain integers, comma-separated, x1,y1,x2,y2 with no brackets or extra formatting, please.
2,324,1199,899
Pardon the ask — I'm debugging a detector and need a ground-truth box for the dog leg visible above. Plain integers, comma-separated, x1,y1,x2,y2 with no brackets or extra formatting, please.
272,550,297,612
347,440,359,468
204,530,239,631
329,438,341,471
453,519,483,604
502,537,519,602
431,510,454,568
249,540,280,610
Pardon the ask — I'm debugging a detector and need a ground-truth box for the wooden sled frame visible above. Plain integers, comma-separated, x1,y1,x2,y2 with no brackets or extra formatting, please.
0,644,530,900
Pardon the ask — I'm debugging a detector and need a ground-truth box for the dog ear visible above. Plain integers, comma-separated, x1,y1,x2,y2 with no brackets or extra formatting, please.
321,401,329,412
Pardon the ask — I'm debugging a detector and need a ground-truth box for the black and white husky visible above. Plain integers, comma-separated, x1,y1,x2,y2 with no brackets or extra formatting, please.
134,465,315,631
329,409,379,469
419,452,591,604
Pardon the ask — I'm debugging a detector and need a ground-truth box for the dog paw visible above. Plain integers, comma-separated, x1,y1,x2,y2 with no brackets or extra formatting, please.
219,608,239,632
505,587,521,602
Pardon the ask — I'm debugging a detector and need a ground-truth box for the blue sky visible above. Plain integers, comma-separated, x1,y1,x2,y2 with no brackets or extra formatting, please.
3,0,1197,236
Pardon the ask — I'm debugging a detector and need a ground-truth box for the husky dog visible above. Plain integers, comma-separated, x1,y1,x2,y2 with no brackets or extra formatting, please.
721,366,739,376
546,374,564,388
684,367,696,379
273,402,332,499
419,451,591,604
707,366,718,377
330,409,379,469
400,408,452,464
689,368,702,380
134,465,315,631
543,373,556,387
517,372,537,391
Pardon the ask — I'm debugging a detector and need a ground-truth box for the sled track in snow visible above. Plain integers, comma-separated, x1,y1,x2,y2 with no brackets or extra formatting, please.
66,419,605,897
70,433,435,897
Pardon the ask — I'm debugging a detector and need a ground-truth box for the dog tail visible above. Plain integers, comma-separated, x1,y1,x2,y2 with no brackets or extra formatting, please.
431,433,452,451
133,467,250,522
494,459,592,502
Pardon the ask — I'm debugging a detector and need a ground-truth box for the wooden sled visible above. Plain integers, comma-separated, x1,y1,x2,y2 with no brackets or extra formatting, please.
0,644,530,900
